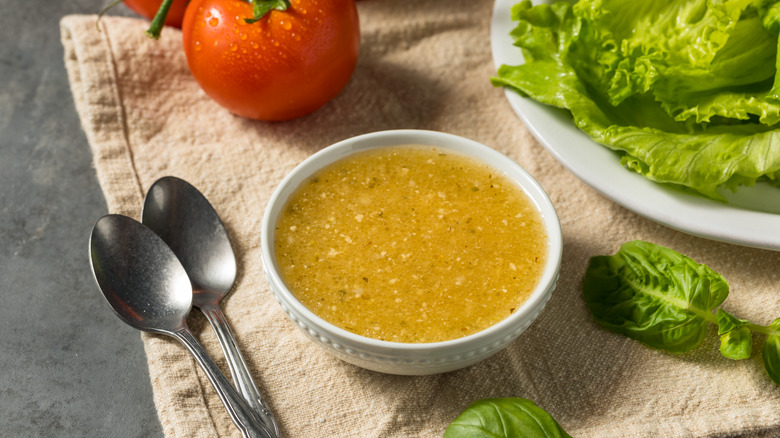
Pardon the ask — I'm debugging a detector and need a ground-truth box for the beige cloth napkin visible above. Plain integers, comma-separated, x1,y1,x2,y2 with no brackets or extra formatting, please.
61,1,780,436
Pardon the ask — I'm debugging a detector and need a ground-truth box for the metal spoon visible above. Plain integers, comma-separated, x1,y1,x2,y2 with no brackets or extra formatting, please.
141,176,280,437
89,214,272,438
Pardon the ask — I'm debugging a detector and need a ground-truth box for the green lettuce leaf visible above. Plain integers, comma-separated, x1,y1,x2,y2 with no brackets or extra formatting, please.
582,240,729,352
493,0,780,199
671,88,780,126
444,398,571,438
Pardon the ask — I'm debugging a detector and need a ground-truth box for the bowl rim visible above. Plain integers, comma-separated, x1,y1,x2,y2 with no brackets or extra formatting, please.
261,129,562,352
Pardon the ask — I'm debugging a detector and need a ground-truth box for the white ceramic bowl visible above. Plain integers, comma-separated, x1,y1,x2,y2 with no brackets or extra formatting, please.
261,130,562,375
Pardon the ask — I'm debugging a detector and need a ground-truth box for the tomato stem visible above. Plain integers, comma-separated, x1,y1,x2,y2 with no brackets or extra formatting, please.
245,0,291,24
96,0,127,30
145,0,175,39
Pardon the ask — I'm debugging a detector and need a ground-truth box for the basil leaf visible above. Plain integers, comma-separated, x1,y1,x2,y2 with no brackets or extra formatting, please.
763,318,780,386
444,398,571,438
720,327,753,360
716,309,750,335
716,309,752,360
583,240,729,353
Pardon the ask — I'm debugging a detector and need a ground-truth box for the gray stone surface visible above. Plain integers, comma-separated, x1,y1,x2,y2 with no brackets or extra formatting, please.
0,0,163,436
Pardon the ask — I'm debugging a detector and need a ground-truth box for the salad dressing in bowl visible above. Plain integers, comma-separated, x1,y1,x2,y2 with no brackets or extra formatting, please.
274,145,548,343
261,130,561,375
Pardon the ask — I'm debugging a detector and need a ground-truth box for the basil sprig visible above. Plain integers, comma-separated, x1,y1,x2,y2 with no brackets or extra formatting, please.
445,398,571,438
584,240,780,386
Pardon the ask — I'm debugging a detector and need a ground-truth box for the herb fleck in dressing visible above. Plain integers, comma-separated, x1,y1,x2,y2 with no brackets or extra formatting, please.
274,145,547,343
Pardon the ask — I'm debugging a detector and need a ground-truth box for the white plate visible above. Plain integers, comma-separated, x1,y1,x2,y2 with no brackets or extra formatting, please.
490,0,780,251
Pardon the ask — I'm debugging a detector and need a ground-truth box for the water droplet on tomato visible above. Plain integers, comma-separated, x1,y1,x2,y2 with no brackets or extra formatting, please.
240,33,248,40
272,40,279,46
293,33,300,41
252,42,259,49
208,17,219,27
194,41,202,52
229,42,238,52
281,20,292,30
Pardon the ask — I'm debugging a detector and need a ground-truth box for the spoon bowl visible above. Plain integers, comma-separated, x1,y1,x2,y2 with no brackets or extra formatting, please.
142,176,237,299
90,213,192,333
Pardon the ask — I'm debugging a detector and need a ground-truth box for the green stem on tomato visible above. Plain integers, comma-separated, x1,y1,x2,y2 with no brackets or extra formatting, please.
245,0,291,24
145,0,175,39
96,0,128,30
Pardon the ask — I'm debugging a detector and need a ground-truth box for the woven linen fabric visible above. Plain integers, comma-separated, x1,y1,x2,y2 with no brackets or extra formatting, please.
61,1,780,436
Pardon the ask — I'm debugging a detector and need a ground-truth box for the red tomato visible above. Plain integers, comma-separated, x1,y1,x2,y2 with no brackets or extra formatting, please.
181,0,360,121
124,0,190,28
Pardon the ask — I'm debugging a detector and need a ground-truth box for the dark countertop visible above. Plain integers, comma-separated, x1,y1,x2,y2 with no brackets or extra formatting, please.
0,0,163,436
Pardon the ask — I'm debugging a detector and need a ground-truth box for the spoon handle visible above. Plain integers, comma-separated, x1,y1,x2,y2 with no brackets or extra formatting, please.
173,327,273,438
201,305,281,437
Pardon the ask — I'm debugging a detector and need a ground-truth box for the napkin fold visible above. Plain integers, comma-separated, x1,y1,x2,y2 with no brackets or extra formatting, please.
62,2,780,436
